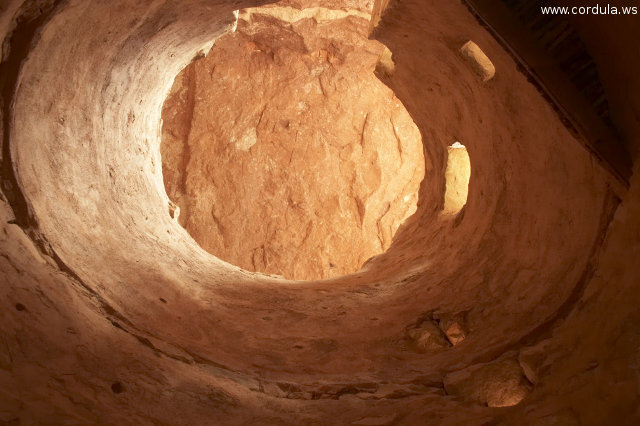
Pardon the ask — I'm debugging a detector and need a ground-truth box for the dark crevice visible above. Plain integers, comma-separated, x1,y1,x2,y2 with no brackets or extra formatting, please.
110,382,124,394
252,379,447,401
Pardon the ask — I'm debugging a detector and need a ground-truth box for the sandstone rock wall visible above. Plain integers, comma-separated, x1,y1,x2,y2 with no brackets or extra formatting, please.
161,8,424,280
0,0,638,424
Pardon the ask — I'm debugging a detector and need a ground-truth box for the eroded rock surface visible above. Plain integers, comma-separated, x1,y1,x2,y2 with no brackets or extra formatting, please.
443,353,531,408
161,8,425,280
3,0,640,424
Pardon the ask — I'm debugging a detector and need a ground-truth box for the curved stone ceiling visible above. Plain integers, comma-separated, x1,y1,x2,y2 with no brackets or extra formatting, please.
1,0,639,424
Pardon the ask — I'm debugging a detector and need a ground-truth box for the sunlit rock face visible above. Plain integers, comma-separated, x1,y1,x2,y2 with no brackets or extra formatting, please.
161,6,425,280
2,0,640,424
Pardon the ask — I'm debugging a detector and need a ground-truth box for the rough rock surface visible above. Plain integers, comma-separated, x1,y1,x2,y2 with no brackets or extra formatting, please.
2,0,640,424
161,9,424,280
443,353,531,407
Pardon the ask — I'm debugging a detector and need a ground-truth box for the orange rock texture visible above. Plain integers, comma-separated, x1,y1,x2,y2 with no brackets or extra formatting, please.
161,9,424,280
2,0,640,424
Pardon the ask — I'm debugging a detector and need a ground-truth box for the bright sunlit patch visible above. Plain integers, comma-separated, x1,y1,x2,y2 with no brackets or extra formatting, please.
443,141,470,215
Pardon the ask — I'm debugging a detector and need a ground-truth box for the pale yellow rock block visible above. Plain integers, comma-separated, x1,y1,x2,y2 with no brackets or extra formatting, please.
460,40,495,82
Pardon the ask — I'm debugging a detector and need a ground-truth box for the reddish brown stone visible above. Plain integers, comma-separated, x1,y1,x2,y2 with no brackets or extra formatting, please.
161,10,424,280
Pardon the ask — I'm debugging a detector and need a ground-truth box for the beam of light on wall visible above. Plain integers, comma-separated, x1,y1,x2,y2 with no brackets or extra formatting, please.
443,141,471,215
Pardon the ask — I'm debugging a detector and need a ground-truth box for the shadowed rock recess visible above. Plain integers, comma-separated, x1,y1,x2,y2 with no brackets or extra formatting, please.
1,0,639,424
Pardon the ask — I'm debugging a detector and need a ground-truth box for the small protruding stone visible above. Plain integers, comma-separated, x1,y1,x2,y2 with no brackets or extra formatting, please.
443,353,530,407
406,319,451,353
460,40,495,82
434,312,468,346
442,320,466,346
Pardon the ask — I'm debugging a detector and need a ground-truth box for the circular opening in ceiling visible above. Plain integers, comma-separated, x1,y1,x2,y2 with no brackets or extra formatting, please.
160,4,425,281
